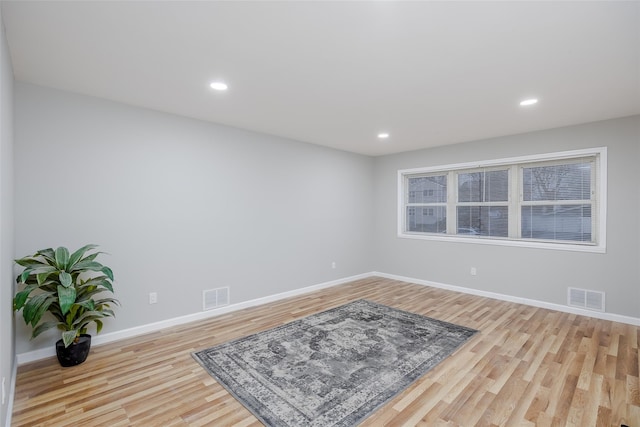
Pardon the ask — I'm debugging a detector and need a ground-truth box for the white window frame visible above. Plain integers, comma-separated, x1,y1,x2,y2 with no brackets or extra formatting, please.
397,147,607,253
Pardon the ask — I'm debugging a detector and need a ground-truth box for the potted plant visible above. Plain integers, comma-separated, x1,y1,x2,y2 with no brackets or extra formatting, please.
13,244,119,366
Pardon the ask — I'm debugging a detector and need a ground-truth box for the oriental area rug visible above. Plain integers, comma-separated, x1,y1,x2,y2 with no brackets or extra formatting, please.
192,299,477,426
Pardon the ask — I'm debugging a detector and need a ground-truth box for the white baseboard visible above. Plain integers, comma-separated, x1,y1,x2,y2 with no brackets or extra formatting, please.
373,271,640,326
15,272,372,365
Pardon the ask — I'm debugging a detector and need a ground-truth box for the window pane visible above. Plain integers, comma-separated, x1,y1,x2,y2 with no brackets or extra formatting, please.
458,170,508,202
456,206,508,237
521,204,592,242
408,175,447,203
407,206,446,233
523,162,591,201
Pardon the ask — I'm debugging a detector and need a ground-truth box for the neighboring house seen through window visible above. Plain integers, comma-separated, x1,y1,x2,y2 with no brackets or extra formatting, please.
398,148,606,252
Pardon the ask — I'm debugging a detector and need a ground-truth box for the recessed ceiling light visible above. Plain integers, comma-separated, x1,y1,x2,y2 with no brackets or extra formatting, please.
209,81,228,91
378,133,390,139
519,98,538,106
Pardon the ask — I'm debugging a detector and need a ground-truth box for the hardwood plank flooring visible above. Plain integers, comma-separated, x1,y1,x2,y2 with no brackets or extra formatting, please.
11,277,640,426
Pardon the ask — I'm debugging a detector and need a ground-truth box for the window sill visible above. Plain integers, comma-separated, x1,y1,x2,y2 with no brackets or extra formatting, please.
398,232,606,253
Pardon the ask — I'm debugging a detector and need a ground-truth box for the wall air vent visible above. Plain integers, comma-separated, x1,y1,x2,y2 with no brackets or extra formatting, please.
568,287,605,312
203,287,230,311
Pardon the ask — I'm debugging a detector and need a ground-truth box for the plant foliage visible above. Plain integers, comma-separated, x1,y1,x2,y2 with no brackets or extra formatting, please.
13,244,119,348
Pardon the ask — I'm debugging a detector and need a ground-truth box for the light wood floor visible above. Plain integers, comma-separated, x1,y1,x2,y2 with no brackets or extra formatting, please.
11,277,640,426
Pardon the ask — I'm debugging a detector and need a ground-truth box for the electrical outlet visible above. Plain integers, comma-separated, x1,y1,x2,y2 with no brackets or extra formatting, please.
149,292,158,304
470,267,477,276
331,261,336,269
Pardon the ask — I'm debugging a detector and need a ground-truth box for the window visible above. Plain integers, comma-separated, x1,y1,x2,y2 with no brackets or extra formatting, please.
398,148,606,252
406,175,447,233
457,169,509,237
521,160,593,242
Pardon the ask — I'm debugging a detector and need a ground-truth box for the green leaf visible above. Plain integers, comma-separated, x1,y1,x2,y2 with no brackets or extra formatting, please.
31,265,58,274
68,244,98,267
47,304,65,322
62,330,79,348
32,321,59,338
22,292,54,327
94,297,119,308
72,311,107,330
95,319,103,334
69,260,105,273
75,299,95,311
54,247,70,270
81,252,100,262
14,257,44,268
65,303,82,324
100,309,116,318
37,281,59,293
59,271,73,288
97,278,114,294
36,248,55,262
36,272,52,285
101,266,114,281
13,283,40,311
57,285,76,315
19,269,33,283
19,265,57,283
77,276,107,287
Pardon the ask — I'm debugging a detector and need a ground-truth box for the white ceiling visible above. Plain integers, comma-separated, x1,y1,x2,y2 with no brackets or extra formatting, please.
2,1,639,156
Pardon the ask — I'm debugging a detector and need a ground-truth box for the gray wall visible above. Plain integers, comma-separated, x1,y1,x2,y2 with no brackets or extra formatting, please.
374,115,640,317
14,83,375,354
0,6,14,426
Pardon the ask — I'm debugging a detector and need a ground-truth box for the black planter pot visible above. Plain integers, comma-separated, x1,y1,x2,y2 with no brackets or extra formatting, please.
55,334,92,367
